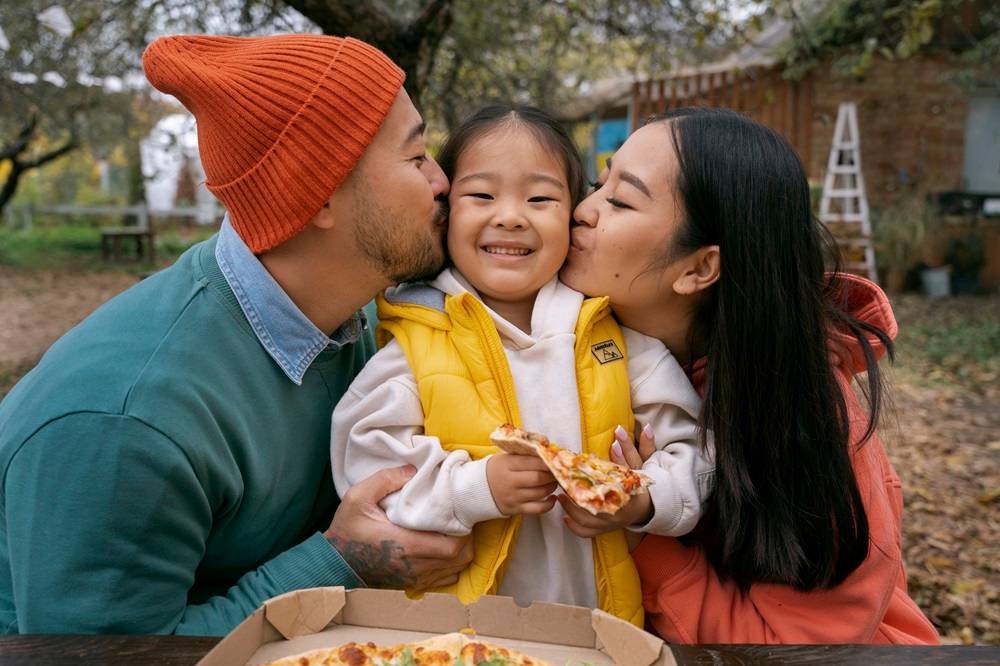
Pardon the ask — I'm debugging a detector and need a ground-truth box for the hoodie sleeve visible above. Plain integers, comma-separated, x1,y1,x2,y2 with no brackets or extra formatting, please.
330,341,504,537
623,328,714,536
632,378,939,644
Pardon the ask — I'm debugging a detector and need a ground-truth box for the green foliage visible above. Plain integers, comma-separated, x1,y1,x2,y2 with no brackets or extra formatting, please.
780,0,997,79
871,195,938,273
10,148,129,211
283,0,760,129
377,0,727,144
947,23,1000,90
0,1,184,211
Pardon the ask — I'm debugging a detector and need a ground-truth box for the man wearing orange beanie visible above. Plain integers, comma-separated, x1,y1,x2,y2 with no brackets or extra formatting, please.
0,34,471,635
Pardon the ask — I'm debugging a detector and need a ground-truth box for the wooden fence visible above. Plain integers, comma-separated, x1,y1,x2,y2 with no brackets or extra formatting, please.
630,66,814,170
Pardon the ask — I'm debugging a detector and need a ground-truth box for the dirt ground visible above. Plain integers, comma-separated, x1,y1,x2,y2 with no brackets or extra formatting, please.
0,266,997,644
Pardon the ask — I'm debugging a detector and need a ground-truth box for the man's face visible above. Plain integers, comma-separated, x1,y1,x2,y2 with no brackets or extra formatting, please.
342,90,450,284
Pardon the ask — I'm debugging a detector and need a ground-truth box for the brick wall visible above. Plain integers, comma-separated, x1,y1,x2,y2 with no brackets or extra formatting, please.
804,54,970,207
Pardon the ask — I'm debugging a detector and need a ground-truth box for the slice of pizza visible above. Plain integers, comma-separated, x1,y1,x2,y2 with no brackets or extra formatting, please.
489,424,653,516
256,632,551,666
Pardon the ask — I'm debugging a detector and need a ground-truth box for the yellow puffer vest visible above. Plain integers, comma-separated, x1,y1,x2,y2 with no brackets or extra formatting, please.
375,284,643,627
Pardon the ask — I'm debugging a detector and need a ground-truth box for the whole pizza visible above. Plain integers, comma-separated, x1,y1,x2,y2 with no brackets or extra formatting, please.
257,632,551,666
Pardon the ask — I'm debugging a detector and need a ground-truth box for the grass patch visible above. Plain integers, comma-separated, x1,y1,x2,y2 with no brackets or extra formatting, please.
0,225,104,270
0,223,215,273
891,296,1000,392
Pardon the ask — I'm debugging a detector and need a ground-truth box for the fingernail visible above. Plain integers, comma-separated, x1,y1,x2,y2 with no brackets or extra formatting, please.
614,425,628,441
642,423,654,438
611,441,623,459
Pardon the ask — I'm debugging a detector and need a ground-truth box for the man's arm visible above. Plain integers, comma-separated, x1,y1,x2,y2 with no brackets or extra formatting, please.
325,465,473,590
4,413,468,635
331,341,504,536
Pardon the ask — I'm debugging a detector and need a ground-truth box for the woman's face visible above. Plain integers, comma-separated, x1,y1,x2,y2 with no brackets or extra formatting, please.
560,122,687,326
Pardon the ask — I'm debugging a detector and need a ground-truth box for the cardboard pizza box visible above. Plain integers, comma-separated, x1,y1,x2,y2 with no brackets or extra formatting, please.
197,587,677,666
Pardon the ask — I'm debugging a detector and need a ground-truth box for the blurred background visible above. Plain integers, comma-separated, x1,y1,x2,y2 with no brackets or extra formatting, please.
0,0,997,645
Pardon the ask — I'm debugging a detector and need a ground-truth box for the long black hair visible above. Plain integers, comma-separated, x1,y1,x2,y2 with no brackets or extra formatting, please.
435,104,588,210
653,107,894,590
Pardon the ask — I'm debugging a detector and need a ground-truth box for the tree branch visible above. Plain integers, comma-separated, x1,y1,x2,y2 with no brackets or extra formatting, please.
281,0,393,37
0,114,39,163
21,128,79,170
412,0,452,34
414,0,454,85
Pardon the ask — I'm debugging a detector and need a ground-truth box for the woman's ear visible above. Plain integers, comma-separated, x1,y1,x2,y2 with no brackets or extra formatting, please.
673,245,720,295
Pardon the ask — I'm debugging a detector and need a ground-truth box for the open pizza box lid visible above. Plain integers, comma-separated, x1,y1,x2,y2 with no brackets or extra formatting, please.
197,587,677,666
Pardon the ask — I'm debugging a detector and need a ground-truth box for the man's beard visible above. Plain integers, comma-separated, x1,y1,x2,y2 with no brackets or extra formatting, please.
352,190,448,284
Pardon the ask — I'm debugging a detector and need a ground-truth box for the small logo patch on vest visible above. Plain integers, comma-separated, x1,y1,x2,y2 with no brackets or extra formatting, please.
591,339,624,364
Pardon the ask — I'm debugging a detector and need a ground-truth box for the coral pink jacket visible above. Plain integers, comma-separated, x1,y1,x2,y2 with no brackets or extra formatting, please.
632,274,940,644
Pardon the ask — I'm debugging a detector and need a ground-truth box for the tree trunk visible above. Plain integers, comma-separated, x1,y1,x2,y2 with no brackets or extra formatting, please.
0,165,25,215
281,0,454,107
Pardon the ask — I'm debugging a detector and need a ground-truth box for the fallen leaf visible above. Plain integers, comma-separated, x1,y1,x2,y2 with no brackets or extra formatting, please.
951,579,986,595
977,488,1000,505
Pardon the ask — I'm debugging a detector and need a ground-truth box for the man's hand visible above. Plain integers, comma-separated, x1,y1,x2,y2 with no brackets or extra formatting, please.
486,453,558,516
325,465,473,591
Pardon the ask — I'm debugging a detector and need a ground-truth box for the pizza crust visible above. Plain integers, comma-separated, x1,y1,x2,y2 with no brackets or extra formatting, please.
491,424,544,456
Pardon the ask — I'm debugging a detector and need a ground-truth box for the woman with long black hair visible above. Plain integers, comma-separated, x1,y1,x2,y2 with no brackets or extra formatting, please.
559,107,939,643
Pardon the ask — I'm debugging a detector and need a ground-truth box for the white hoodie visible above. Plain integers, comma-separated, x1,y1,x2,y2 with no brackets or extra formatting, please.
331,268,714,609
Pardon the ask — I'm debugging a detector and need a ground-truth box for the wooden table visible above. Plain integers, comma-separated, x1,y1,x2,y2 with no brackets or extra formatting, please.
0,635,996,665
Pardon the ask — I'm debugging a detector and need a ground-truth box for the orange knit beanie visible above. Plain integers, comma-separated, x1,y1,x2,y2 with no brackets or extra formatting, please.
143,34,405,252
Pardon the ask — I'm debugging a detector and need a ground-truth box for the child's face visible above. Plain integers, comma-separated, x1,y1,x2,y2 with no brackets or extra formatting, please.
447,126,571,310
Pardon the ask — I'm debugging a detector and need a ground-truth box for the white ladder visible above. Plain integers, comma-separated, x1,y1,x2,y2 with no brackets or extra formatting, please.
818,102,878,282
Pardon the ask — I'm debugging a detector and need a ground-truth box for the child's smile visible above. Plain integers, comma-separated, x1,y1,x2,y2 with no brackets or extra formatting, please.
481,242,533,258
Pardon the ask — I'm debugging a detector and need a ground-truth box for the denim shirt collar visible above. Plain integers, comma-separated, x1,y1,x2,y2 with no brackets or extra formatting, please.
215,216,366,385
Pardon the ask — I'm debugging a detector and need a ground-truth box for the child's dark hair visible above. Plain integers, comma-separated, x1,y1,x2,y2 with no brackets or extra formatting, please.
435,105,587,209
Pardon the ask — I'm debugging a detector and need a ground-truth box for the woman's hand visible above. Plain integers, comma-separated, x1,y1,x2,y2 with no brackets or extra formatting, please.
486,453,559,516
609,423,656,469
558,491,653,538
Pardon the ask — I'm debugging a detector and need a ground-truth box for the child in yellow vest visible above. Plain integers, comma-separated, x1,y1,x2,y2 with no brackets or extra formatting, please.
331,106,713,626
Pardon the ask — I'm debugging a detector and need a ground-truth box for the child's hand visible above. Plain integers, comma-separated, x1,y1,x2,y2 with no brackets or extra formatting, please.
557,491,653,538
486,453,558,516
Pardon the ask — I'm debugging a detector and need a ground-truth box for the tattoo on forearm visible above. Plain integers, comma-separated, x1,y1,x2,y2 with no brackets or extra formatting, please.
327,536,416,588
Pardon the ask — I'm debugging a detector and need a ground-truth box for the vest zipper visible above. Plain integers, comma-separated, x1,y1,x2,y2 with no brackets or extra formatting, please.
464,297,522,425
574,299,605,451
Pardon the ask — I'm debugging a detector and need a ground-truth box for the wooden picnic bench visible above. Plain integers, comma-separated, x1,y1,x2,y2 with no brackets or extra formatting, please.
99,204,155,262
100,225,156,262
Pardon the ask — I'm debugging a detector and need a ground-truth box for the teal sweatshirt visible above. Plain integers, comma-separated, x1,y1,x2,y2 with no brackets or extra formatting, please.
0,237,374,635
